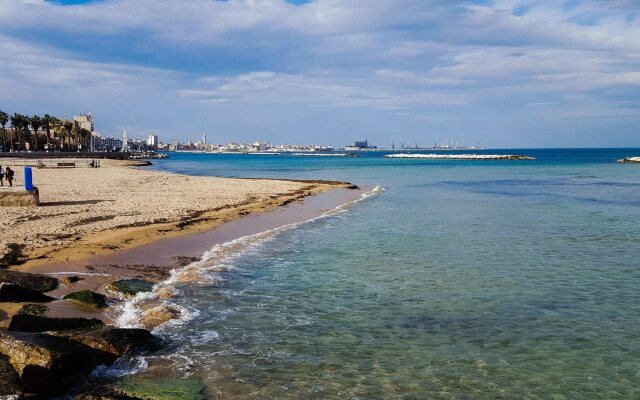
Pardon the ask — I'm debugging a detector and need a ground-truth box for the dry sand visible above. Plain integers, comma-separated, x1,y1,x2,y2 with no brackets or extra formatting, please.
0,159,347,268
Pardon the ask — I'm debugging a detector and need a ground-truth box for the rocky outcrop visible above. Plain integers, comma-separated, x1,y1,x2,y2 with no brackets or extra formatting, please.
0,331,113,395
0,282,55,302
69,328,159,357
8,315,105,333
0,270,58,292
18,304,49,317
109,279,154,297
64,290,108,309
617,157,640,163
0,354,22,399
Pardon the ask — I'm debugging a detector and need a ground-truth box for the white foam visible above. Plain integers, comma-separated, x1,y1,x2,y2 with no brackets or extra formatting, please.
190,330,221,345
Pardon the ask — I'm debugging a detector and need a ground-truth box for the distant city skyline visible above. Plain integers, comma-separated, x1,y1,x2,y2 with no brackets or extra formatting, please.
1,0,639,148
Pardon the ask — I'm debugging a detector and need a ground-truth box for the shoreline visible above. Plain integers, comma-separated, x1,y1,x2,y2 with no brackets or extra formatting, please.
1,185,367,329
0,158,362,397
1,159,356,325
0,160,354,269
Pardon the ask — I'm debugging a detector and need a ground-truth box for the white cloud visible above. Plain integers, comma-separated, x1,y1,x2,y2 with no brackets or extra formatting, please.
0,0,638,146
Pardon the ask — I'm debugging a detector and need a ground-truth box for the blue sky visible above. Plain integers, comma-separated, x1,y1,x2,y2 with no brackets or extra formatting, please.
0,0,639,147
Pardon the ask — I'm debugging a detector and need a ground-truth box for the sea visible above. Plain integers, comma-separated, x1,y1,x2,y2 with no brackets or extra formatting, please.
108,149,640,399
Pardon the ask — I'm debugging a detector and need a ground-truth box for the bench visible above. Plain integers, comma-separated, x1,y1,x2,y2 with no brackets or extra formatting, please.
57,163,76,168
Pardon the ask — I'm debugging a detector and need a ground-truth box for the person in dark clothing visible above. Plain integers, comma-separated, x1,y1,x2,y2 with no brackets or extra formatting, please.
0,165,3,186
5,167,14,187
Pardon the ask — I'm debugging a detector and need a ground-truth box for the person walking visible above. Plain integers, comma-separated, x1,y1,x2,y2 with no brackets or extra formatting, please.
0,165,3,186
5,167,14,187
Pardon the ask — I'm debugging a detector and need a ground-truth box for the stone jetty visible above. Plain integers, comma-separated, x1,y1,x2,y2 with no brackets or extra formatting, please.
385,153,535,160
617,157,640,163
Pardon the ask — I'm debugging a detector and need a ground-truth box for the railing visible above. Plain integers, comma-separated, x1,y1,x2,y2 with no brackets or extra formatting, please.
0,158,100,168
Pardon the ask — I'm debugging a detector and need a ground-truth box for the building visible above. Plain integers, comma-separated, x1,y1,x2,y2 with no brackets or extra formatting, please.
353,140,369,149
146,134,159,150
74,114,94,132
99,137,123,151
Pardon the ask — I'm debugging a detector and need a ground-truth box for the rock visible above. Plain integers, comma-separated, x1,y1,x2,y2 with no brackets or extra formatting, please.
73,386,145,400
172,256,199,267
0,331,113,395
64,290,108,309
109,279,154,297
8,315,105,333
0,282,55,302
18,304,49,317
112,376,206,400
61,276,83,284
70,328,159,357
0,269,58,292
0,354,22,399
140,304,181,329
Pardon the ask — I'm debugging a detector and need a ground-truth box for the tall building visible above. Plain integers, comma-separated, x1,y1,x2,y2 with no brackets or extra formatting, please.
73,114,94,131
146,134,159,150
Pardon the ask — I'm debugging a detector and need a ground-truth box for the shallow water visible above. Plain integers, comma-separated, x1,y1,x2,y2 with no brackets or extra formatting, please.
123,149,640,399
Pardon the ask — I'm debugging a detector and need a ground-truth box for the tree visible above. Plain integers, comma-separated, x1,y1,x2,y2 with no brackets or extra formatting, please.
72,121,80,151
10,113,28,152
79,128,91,151
0,110,8,152
62,120,73,151
42,114,52,150
30,115,42,152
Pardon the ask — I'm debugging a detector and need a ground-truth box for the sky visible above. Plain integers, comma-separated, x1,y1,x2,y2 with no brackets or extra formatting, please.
0,0,639,148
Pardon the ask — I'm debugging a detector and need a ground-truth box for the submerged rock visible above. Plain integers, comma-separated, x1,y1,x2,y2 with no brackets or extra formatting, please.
64,290,108,309
8,315,105,333
0,269,58,292
70,328,159,357
0,354,22,399
109,279,154,297
18,304,49,317
0,331,113,395
0,282,55,302
73,386,145,400
112,376,206,400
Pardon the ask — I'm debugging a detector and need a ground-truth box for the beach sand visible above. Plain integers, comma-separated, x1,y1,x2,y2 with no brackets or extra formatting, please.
0,159,355,331
0,159,347,268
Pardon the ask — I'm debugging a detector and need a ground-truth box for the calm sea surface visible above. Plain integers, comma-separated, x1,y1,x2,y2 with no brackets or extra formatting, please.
122,149,640,399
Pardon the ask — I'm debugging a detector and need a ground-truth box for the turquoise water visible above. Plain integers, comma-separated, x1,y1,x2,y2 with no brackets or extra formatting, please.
137,149,640,399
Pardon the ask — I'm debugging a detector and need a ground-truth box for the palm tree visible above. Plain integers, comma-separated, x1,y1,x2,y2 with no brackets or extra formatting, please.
72,121,81,151
0,110,8,152
79,128,91,151
42,114,52,150
30,115,42,152
10,113,27,152
62,121,73,151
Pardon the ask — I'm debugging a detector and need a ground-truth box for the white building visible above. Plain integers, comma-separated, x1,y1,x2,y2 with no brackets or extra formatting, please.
146,134,159,150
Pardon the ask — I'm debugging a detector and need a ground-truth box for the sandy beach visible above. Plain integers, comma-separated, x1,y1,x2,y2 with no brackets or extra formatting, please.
0,158,361,397
0,159,348,268
0,158,355,340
